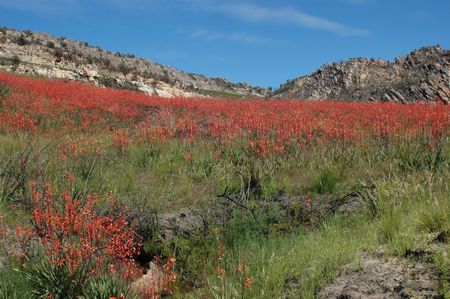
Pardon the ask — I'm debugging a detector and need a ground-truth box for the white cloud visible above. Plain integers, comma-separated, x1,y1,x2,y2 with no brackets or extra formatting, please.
190,29,275,45
192,1,369,37
190,29,224,41
229,32,271,44
2,0,370,37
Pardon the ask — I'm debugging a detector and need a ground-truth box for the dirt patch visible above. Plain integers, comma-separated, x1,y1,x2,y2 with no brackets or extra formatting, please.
318,252,442,299
130,262,165,297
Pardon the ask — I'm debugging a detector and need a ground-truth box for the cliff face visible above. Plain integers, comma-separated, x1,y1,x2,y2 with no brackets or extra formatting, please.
0,27,270,98
275,46,450,103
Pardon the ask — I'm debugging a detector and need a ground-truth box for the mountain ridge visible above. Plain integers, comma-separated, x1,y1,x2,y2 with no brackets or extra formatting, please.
0,27,270,98
274,45,449,103
1,27,448,103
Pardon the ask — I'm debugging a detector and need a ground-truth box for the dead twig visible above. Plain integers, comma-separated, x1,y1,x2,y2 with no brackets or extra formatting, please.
217,187,256,222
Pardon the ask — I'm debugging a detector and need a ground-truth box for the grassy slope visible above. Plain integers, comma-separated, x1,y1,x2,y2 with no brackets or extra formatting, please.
0,74,449,298
1,131,448,298
189,170,449,298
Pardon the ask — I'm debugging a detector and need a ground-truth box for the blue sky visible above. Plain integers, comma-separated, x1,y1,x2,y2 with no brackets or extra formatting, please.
0,0,449,88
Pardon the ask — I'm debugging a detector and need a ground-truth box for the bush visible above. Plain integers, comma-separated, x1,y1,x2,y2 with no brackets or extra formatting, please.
15,35,29,46
310,168,339,194
83,275,139,299
25,259,87,299
11,55,20,71
54,48,63,62
119,63,132,76
7,181,142,298
86,55,94,64
23,261,139,299
416,196,450,233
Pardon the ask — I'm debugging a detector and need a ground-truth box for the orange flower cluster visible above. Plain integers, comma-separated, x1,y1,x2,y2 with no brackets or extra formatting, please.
113,128,131,152
210,228,253,294
14,181,141,279
0,111,37,132
0,213,8,247
57,134,105,161
236,262,253,289
0,72,448,157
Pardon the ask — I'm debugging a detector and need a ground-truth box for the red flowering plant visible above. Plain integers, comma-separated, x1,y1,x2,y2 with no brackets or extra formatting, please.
9,179,142,298
1,72,449,156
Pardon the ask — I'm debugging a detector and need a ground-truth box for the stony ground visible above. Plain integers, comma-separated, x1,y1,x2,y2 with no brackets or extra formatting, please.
319,250,445,299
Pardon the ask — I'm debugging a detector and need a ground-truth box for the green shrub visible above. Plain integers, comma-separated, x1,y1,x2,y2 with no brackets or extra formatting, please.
416,196,450,233
15,35,29,46
46,41,55,49
310,168,339,194
82,275,138,299
378,211,402,243
25,259,87,299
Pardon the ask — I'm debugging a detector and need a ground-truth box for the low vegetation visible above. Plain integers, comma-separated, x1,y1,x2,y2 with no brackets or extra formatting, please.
196,88,250,99
0,72,448,298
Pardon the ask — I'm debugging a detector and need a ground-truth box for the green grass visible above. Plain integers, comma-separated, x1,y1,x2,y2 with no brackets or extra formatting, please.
0,131,448,298
186,168,449,298
0,261,33,299
432,247,450,298
191,213,377,298
197,89,251,99
0,260,137,299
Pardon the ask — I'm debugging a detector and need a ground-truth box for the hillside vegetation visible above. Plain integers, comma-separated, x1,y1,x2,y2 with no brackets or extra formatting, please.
0,72,449,298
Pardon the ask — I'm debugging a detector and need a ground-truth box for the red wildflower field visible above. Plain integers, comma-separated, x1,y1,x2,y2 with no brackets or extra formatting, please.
0,72,448,155
0,72,449,298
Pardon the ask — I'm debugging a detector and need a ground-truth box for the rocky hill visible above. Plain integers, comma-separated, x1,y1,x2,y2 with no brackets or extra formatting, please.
1,27,449,103
0,27,270,98
274,46,450,103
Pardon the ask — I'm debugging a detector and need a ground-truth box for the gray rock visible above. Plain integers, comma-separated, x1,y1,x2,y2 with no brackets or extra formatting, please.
275,46,449,103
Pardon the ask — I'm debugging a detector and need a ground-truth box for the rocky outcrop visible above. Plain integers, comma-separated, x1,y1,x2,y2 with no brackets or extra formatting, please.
0,27,270,98
275,46,450,103
2,27,448,102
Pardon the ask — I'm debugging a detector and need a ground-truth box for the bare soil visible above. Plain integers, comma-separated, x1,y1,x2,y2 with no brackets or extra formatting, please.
318,251,443,299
